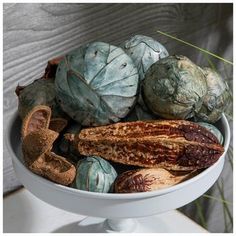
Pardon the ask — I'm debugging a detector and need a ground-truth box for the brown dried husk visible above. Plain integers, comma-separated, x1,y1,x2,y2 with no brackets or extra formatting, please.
75,120,224,171
22,128,59,165
114,168,200,193
29,151,76,186
21,105,52,138
22,128,76,186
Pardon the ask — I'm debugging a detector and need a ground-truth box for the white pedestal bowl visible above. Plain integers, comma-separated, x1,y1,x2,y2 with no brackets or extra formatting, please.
6,112,230,233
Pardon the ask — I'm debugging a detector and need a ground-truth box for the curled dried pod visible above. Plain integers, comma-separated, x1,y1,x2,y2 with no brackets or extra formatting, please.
22,128,75,186
22,128,59,165
114,168,197,193
43,56,63,79
49,117,68,133
21,105,52,138
29,151,76,186
75,120,224,170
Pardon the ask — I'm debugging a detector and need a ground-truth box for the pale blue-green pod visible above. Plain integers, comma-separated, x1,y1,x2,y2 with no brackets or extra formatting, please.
196,67,231,123
121,35,169,81
17,78,65,119
197,122,224,145
55,42,139,126
143,55,207,119
75,156,117,193
122,35,169,112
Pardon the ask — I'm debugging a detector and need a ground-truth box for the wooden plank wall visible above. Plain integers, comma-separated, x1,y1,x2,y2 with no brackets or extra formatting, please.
3,3,233,233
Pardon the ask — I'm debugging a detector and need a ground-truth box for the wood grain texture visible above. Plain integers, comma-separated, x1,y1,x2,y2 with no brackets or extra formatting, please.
3,3,233,232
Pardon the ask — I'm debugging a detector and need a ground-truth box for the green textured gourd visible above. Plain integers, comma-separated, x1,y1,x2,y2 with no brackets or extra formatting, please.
17,78,64,119
143,55,207,119
55,42,139,126
75,156,117,193
197,122,224,144
196,67,231,123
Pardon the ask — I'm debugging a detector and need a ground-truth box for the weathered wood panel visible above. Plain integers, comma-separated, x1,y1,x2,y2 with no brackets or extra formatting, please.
3,3,233,233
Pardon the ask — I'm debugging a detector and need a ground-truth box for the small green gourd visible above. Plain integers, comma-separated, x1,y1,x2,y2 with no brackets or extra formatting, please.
75,156,117,193
17,78,64,119
196,67,231,123
143,55,207,119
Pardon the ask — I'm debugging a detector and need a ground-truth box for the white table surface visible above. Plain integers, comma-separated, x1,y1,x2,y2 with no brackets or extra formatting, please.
3,188,208,233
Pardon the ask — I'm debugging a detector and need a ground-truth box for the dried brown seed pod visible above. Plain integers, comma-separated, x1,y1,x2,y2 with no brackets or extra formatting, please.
43,56,63,79
21,105,52,138
114,168,197,193
22,128,59,165
29,151,76,186
49,118,68,133
22,128,75,186
75,120,224,170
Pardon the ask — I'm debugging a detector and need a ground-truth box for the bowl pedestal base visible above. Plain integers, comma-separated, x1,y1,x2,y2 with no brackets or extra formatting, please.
52,213,207,233
104,218,137,232
53,216,163,233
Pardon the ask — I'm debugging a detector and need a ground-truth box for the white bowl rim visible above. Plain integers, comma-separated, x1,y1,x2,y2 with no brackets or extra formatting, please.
7,112,230,200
